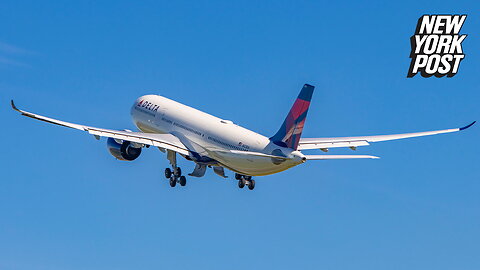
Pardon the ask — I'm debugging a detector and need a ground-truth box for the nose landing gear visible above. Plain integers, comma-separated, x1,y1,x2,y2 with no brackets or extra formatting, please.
235,173,255,190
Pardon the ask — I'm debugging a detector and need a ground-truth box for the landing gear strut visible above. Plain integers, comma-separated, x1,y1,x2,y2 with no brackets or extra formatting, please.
165,150,187,188
235,173,255,190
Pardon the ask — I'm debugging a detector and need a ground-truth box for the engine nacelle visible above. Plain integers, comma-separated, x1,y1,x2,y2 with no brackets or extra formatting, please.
107,137,142,161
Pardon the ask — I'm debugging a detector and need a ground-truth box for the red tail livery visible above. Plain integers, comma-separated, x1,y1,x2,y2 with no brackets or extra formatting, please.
270,84,314,150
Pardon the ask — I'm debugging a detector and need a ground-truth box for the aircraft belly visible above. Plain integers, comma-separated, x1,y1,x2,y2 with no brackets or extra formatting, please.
213,152,299,176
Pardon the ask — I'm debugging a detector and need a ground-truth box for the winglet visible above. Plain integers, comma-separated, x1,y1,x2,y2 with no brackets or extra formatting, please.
460,121,476,131
11,100,20,112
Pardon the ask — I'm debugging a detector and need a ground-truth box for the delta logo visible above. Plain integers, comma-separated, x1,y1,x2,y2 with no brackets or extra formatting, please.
407,14,467,78
137,100,159,112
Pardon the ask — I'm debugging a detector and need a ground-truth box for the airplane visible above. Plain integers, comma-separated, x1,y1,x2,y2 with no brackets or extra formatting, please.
11,84,475,190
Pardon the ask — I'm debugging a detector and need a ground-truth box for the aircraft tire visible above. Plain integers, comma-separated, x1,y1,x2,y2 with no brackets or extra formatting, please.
179,176,187,186
248,180,255,190
165,168,172,179
238,179,245,189
174,167,182,177
169,177,177,187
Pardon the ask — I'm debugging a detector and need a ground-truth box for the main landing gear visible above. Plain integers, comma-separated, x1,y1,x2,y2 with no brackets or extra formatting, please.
165,150,187,188
165,167,187,187
235,173,255,190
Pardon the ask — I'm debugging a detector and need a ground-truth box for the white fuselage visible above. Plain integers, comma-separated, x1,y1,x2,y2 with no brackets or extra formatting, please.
130,95,305,176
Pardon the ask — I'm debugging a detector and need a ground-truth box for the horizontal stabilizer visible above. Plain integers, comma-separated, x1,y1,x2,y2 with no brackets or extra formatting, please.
305,155,379,160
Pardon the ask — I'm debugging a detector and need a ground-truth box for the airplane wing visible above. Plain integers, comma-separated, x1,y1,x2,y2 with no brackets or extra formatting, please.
298,122,475,151
11,100,190,155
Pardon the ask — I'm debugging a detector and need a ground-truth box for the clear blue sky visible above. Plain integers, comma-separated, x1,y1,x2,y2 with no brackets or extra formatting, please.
1,1,479,269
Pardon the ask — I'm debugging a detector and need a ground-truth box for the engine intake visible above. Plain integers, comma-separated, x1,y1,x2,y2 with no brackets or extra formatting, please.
107,137,142,161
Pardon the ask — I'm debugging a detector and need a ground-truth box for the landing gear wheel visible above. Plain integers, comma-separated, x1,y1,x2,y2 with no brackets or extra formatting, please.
244,175,252,181
169,177,177,187
165,168,172,179
174,167,182,177
238,179,245,189
235,173,242,180
248,180,255,190
179,176,187,186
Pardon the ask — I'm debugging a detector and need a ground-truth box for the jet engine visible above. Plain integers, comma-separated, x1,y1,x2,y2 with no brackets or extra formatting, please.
107,137,142,161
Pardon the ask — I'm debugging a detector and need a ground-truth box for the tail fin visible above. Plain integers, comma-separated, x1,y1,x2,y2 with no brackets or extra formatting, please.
270,84,314,150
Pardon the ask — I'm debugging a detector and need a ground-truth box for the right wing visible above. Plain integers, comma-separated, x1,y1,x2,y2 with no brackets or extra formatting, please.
298,122,475,151
11,100,189,155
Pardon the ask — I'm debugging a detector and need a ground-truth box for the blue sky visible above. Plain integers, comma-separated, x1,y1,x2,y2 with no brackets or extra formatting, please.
1,1,479,269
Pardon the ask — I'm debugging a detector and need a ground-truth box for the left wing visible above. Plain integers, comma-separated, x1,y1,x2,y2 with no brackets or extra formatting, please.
298,122,475,151
11,100,190,155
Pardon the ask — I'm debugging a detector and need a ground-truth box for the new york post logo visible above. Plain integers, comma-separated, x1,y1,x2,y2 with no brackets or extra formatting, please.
407,15,467,78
